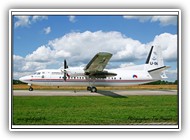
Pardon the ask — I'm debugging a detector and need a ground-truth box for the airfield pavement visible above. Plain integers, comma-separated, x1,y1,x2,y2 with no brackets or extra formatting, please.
13,90,177,97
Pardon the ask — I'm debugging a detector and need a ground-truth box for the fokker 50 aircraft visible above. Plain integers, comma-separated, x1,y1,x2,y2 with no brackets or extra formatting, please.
19,46,169,92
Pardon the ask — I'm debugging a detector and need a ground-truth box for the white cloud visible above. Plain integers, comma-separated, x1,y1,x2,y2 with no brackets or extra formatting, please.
148,33,177,62
13,31,177,79
43,26,51,34
151,16,177,26
123,16,177,26
15,16,31,27
47,31,147,64
13,55,25,72
15,16,48,28
32,16,48,22
25,45,55,62
165,69,177,82
68,16,76,23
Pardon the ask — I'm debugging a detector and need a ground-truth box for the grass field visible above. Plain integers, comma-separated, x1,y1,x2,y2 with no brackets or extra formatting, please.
13,84,177,90
13,95,178,125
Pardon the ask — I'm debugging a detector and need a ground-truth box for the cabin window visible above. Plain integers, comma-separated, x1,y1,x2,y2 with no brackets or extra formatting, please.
52,72,61,75
42,72,45,74
120,77,121,80
114,77,116,80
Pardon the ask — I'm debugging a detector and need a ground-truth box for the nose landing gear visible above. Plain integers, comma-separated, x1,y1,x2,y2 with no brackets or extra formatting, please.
28,84,33,91
29,86,33,91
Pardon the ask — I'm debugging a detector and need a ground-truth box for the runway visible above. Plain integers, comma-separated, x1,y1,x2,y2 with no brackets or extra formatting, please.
13,90,177,97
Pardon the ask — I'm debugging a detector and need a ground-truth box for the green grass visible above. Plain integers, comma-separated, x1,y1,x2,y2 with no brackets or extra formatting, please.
13,96,178,125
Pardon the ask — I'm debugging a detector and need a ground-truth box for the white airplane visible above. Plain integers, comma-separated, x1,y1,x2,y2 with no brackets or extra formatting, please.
19,46,169,92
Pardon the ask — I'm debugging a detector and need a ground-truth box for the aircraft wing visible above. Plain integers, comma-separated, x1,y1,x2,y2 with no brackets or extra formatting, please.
84,52,115,77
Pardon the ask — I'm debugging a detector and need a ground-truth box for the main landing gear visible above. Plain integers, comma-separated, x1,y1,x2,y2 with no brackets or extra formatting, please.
87,86,97,93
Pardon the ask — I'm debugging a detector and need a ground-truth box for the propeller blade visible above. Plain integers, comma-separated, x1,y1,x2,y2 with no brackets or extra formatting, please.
63,70,67,81
63,60,68,81
64,59,68,69
64,60,67,69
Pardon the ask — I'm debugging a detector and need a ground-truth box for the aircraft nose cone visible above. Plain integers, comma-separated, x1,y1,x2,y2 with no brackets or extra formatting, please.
19,77,24,82
19,76,29,83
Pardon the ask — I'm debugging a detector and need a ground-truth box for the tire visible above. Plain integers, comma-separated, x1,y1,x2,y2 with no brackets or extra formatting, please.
87,86,91,91
91,87,97,93
29,87,33,91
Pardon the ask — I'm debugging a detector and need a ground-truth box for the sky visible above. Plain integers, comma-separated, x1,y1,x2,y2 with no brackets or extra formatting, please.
13,13,178,81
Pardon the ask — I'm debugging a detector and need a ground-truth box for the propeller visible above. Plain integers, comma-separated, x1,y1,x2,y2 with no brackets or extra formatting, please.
63,60,68,81
64,60,68,69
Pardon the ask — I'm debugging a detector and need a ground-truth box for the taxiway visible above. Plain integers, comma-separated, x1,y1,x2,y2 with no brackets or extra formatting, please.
13,90,177,97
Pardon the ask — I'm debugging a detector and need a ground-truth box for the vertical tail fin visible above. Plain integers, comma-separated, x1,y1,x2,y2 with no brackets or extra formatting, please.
145,46,169,80
145,46,164,71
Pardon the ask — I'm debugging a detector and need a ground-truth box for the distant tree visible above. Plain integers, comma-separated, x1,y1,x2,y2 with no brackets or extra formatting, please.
13,79,26,85
143,80,176,85
173,80,178,85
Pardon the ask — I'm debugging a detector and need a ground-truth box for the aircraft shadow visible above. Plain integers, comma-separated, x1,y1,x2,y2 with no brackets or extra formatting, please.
96,90,127,98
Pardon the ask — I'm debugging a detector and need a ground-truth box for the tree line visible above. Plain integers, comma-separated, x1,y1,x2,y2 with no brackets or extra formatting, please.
144,80,178,85
13,79,27,85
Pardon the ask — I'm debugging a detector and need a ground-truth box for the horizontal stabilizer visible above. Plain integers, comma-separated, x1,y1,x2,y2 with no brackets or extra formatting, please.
148,66,170,73
148,66,170,80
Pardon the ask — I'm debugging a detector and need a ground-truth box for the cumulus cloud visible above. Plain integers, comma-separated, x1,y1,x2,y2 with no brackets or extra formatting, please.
25,45,55,62
14,16,48,28
13,31,177,79
151,16,177,26
43,26,51,34
13,55,25,72
123,16,177,26
47,31,147,64
148,33,177,62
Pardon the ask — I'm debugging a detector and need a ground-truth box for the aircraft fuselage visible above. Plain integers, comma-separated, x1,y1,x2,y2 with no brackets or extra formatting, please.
19,67,155,87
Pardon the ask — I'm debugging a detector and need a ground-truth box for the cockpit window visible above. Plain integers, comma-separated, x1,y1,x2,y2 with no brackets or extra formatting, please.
36,72,41,75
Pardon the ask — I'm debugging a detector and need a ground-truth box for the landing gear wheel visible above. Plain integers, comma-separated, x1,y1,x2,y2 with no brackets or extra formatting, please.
29,87,33,91
87,86,92,91
91,87,97,93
